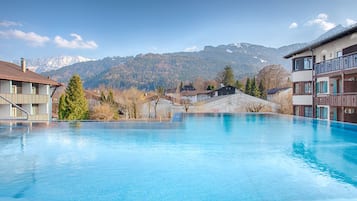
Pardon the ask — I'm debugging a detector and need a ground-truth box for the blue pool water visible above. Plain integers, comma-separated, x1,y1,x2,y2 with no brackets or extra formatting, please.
1,113,357,201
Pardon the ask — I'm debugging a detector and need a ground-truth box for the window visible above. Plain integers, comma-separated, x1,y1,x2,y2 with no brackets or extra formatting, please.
304,82,312,94
316,81,328,94
316,107,328,119
294,57,312,71
303,57,312,70
344,108,356,114
304,106,313,117
336,51,342,58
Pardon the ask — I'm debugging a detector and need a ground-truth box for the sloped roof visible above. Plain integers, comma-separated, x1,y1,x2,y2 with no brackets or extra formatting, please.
267,87,291,95
0,60,61,86
284,24,357,58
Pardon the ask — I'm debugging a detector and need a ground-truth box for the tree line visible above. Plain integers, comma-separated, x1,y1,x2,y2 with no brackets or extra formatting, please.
58,64,291,120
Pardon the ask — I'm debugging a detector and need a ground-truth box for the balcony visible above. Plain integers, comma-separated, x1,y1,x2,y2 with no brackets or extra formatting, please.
315,53,357,75
0,93,49,104
315,93,357,107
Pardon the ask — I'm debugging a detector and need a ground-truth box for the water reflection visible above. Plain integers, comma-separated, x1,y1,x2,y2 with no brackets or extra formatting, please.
292,121,357,187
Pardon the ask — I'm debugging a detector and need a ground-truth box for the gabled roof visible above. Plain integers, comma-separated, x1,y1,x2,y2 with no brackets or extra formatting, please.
284,24,357,59
0,60,61,86
266,87,291,95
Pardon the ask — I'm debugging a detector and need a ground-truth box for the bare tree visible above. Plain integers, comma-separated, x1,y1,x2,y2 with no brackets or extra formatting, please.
154,86,164,119
256,65,291,90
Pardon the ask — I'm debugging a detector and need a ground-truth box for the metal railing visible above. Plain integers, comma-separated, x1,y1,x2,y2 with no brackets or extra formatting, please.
0,95,29,120
315,53,357,75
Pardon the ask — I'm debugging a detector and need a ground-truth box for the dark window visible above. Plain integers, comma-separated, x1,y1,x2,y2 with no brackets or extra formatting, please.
293,57,312,71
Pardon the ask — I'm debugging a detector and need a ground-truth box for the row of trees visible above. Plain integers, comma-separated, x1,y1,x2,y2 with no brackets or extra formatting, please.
58,64,292,120
244,77,266,99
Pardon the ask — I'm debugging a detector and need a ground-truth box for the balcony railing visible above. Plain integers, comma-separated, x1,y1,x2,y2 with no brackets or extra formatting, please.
0,93,49,104
315,94,357,107
315,53,357,75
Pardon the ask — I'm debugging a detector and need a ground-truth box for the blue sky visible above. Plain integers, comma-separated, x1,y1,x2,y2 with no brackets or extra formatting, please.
0,0,356,61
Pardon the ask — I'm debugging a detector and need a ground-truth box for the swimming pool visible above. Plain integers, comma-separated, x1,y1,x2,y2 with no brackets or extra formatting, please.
0,113,357,201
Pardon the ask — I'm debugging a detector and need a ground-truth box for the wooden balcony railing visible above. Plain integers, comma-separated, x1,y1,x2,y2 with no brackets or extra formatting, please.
315,94,357,107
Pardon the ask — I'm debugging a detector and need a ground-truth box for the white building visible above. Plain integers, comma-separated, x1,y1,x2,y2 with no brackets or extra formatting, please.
0,59,61,121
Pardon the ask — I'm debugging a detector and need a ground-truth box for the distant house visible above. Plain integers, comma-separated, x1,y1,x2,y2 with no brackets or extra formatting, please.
215,85,239,96
179,85,240,104
266,87,292,102
0,59,61,121
180,84,195,92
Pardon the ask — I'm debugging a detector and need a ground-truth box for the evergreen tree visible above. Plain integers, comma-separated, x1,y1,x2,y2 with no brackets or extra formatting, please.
58,75,89,120
58,94,68,120
107,89,114,105
258,80,266,99
251,77,261,97
100,91,107,103
245,78,251,95
222,65,235,86
235,80,243,90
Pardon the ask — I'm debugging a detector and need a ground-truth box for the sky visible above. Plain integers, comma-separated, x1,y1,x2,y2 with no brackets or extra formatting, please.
0,0,357,61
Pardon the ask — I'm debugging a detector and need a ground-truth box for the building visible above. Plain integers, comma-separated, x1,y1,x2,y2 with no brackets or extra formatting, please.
266,87,292,103
284,24,357,123
0,59,61,121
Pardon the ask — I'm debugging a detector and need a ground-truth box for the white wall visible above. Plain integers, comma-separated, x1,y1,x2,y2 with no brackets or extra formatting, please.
314,33,357,63
0,80,11,93
292,71,313,82
0,104,11,118
292,95,313,105
39,84,49,95
39,103,48,114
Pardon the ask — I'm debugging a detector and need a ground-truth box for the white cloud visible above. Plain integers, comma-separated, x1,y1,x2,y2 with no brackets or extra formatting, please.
183,46,199,52
0,20,22,27
0,29,50,46
346,18,357,26
307,13,336,31
54,33,98,49
289,22,298,29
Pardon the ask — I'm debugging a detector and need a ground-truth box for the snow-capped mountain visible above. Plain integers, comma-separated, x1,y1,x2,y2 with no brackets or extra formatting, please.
15,56,94,73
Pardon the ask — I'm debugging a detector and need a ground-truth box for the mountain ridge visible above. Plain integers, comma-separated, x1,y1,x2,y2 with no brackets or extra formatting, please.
43,42,304,90
13,55,94,73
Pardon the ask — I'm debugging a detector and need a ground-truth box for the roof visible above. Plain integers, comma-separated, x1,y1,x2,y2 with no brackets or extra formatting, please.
267,87,291,95
0,60,61,86
284,24,357,59
181,90,212,96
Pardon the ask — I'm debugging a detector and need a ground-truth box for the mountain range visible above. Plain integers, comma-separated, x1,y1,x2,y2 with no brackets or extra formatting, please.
13,56,93,73
42,43,305,90
41,26,346,90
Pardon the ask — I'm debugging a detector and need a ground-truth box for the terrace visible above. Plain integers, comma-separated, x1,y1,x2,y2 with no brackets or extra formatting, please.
315,52,357,75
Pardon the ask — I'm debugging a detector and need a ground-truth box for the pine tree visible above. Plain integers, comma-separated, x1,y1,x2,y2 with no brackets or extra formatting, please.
58,75,89,120
223,65,235,86
251,77,261,97
245,78,251,95
58,94,68,120
259,80,266,99
235,80,243,90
